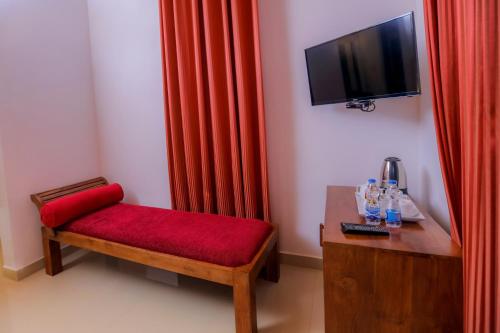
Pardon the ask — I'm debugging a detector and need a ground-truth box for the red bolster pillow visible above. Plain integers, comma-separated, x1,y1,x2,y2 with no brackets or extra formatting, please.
40,183,124,228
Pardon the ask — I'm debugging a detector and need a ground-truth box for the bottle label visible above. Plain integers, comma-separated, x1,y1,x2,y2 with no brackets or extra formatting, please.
386,209,401,223
366,206,381,220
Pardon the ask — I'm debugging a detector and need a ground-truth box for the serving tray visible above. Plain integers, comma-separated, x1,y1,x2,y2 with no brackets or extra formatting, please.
354,192,425,222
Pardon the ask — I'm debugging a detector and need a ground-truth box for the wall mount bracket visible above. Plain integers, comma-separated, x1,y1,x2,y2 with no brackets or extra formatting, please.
346,100,376,112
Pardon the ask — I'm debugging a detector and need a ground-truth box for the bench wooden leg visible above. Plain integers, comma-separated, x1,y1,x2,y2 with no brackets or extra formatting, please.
233,272,257,333
262,242,280,283
42,228,63,276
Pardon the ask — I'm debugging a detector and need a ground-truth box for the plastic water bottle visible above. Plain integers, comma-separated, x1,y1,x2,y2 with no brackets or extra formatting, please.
364,178,381,225
385,179,402,228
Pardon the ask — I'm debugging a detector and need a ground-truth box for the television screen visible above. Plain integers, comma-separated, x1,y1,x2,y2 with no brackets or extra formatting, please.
305,12,421,106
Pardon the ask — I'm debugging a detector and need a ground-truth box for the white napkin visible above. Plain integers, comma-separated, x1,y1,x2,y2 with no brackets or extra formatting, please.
400,198,420,217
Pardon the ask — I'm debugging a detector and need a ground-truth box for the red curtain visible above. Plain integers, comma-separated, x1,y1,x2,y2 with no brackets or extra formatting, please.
158,0,270,222
423,0,499,331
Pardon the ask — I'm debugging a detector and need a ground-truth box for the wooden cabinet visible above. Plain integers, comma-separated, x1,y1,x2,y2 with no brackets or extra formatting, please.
321,186,462,333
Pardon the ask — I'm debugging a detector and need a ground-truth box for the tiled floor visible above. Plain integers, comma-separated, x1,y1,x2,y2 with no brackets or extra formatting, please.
0,250,324,333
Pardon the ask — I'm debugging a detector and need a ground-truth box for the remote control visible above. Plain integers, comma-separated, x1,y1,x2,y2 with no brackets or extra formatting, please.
341,222,390,236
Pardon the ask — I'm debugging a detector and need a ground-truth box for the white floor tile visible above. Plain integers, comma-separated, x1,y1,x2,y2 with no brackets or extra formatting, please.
0,251,324,333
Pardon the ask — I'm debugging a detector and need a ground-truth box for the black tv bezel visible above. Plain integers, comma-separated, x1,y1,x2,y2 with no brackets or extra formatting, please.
304,12,421,106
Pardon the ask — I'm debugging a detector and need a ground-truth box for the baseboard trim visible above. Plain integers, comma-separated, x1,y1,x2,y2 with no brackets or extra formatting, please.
280,252,323,270
3,247,322,280
2,246,79,281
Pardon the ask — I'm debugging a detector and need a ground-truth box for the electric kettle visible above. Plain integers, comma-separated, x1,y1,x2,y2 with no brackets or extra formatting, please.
380,157,408,194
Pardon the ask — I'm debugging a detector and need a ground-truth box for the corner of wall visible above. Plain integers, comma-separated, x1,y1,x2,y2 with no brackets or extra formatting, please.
83,0,104,178
0,0,102,271
0,133,16,268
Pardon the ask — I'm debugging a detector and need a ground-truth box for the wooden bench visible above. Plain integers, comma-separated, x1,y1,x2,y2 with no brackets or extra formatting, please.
31,177,279,333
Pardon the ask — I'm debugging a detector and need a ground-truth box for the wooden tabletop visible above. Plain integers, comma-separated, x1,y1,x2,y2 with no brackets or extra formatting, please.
323,186,462,258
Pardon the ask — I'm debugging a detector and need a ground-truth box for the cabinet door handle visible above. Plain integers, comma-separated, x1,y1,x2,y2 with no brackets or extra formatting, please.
320,223,325,247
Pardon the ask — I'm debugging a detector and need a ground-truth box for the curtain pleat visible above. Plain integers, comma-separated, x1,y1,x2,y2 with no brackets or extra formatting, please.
423,0,463,244
158,0,270,222
423,0,499,331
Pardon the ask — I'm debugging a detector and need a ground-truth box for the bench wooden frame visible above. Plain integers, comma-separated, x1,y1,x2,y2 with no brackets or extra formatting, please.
31,177,280,333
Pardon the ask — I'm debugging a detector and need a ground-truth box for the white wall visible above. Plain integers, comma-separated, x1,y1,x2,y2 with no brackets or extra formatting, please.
84,0,450,259
259,0,448,257
0,0,100,269
86,0,171,209
0,0,450,270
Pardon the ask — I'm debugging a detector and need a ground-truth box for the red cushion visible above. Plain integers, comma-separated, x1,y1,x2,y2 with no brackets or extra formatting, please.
62,203,273,267
40,184,124,228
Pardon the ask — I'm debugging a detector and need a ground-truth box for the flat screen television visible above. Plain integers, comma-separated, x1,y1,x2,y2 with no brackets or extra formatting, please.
305,12,421,106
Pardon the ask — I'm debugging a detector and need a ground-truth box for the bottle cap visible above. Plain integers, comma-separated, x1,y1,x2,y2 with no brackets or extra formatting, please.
367,178,377,184
388,179,397,185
